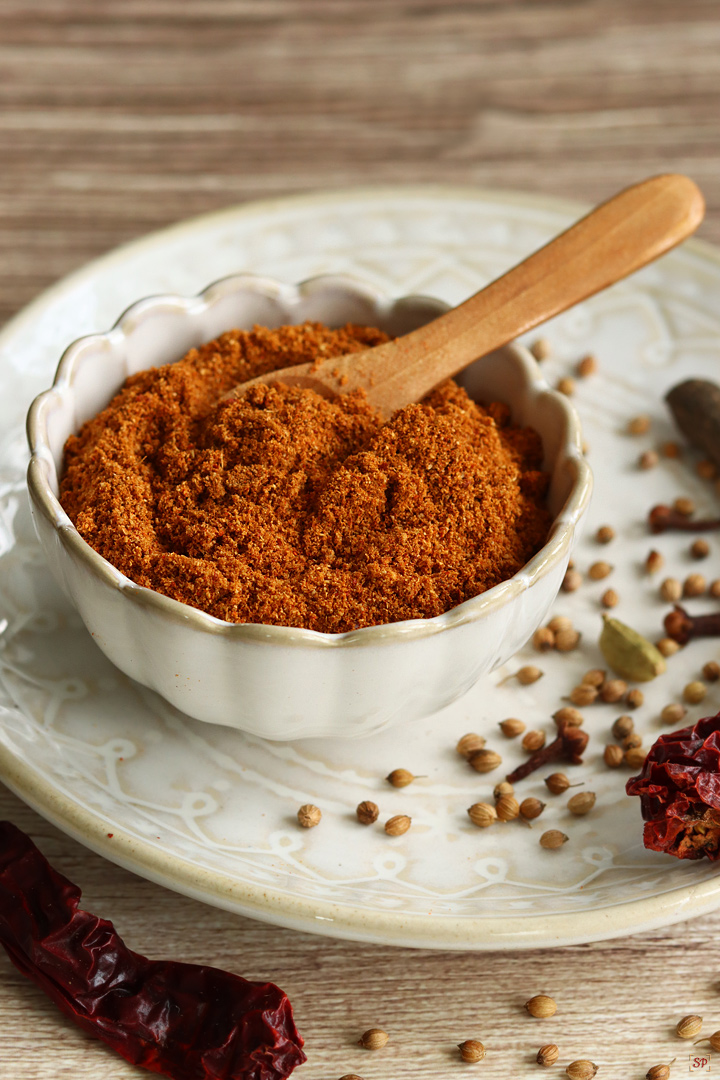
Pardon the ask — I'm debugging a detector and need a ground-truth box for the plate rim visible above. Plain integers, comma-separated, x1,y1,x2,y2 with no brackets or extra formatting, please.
3,182,720,950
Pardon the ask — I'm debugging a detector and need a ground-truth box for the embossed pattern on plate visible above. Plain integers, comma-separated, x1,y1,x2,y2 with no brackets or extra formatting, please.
2,187,720,949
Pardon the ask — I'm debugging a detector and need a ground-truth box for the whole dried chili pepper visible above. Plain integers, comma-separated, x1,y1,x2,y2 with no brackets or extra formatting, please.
626,711,720,860
0,821,305,1079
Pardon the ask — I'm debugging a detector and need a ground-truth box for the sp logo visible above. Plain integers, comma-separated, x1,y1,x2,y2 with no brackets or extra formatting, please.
689,1054,711,1072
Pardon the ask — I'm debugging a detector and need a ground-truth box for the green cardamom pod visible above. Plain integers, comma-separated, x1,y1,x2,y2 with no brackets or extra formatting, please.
599,615,667,682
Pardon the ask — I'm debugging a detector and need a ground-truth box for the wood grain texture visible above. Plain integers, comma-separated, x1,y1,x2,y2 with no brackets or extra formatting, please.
3,2,720,1077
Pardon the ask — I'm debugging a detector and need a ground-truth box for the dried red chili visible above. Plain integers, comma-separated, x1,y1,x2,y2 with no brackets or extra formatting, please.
626,711,720,859
0,821,305,1079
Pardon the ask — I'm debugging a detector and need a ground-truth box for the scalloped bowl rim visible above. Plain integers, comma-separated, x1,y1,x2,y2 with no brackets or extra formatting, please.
26,272,593,648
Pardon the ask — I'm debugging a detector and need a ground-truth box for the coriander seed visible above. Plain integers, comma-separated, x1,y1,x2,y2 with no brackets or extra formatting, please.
339,1074,366,1080
645,1065,673,1080
600,678,627,703
703,661,720,682
657,637,681,657
568,791,596,815
516,665,544,685
494,780,515,800
456,733,486,759
384,815,411,836
545,772,571,795
537,1044,560,1067
386,768,416,788
582,668,606,687
499,718,526,738
548,615,573,633
468,802,497,828
710,579,720,599
566,1062,598,1080
604,744,624,768
525,994,557,1018
674,496,695,516
684,573,707,598
684,680,707,704
589,561,612,580
660,578,683,602
496,795,520,822
601,587,619,608
662,440,681,458
625,746,647,769
596,525,615,544
661,702,686,725
623,733,642,750
356,800,379,825
359,1028,389,1050
645,549,664,574
522,730,546,753
577,353,598,377
553,707,584,728
520,797,546,820
297,804,321,828
540,829,568,850
626,688,644,709
676,1014,702,1039
628,414,651,435
458,1040,485,1063
469,749,502,773
557,376,575,396
531,337,552,361
612,714,634,740
562,569,582,592
639,450,659,470
555,628,581,652
691,538,710,559
697,458,717,480
570,685,598,706
533,626,556,651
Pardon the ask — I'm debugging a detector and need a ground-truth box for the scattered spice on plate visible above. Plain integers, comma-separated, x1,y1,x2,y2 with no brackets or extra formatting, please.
645,1064,674,1080
562,569,583,592
533,626,556,651
645,549,664,574
555,627,581,651
691,538,710,559
499,718,526,738
656,637,681,657
468,803,497,828
506,723,588,785
458,1039,486,1063
386,768,417,788
495,795,520,822
519,797,545,821
703,661,720,682
683,573,707,598
589,561,612,580
626,688,644,709
530,338,552,361
514,665,544,686
595,525,615,544
469,749,503,774
384,815,411,837
627,711,720,859
576,354,598,377
356,801,379,825
612,715,634,740
456,733,486,759
683,680,707,704
660,703,686,725
557,377,575,396
297,804,322,828
603,745,624,768
599,615,666,681
664,605,720,645
660,578,682,602
628,415,651,435
522,730,546,753
0,822,305,1080
599,678,627,704
494,781,514,800
601,588,619,608
553,707,584,728
639,450,659,470
567,791,596,816
539,830,568,850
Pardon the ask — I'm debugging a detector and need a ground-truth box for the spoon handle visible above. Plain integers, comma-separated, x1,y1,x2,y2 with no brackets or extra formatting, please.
342,174,704,417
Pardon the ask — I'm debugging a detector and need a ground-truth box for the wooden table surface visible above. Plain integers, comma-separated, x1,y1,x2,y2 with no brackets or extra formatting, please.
3,3,720,1078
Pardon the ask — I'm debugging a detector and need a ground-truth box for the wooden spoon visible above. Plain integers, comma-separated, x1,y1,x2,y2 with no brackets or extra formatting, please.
224,174,704,418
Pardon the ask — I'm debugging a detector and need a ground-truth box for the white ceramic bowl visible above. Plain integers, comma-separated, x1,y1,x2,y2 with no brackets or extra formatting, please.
26,273,592,739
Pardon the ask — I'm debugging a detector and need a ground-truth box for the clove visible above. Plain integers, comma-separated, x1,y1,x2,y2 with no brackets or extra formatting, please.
506,721,589,784
664,604,720,646
649,504,720,534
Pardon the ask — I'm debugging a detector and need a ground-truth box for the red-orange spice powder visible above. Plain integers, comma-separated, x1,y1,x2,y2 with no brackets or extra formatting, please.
60,322,552,633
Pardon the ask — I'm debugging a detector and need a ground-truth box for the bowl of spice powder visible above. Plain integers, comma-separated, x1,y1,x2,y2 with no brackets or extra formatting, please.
26,273,591,738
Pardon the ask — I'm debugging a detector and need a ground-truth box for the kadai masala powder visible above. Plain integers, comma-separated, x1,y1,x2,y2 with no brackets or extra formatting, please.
60,322,552,633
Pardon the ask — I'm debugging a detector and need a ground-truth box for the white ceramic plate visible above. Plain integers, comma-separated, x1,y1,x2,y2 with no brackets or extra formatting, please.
2,186,720,950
